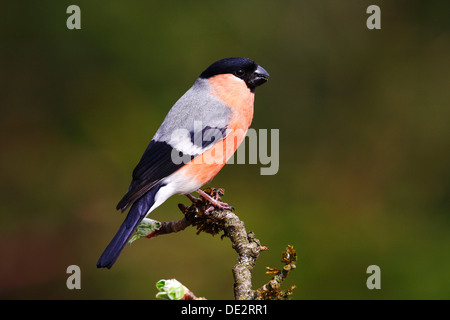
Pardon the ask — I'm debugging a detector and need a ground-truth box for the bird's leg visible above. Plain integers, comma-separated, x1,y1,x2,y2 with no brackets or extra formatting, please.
186,193,216,215
186,193,199,203
196,189,234,210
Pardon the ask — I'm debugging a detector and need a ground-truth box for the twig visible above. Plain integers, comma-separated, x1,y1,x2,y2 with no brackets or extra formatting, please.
254,245,297,300
147,215,192,239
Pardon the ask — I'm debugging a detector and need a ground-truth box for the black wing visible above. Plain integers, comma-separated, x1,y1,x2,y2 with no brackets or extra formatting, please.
116,140,190,211
116,126,227,212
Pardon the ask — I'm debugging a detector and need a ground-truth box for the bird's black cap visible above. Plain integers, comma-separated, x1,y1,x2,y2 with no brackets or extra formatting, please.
200,57,269,91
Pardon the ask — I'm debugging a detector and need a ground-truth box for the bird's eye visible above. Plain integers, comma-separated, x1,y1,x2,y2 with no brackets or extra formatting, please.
234,69,245,77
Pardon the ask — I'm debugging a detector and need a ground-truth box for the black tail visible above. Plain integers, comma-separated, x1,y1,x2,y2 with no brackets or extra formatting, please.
97,187,159,269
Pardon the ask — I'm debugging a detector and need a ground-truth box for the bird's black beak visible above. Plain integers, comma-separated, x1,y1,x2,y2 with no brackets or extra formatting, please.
249,65,270,89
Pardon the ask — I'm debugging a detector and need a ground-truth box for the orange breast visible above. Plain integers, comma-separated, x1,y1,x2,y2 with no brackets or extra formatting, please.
209,74,255,132
177,74,255,185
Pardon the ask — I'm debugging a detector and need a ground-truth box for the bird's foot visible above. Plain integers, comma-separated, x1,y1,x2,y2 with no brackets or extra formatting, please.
195,188,234,211
204,205,215,215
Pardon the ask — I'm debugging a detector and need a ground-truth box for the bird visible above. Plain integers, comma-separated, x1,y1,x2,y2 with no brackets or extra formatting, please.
97,57,269,269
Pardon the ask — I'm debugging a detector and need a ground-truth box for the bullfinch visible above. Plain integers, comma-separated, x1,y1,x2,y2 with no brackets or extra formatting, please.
97,57,269,269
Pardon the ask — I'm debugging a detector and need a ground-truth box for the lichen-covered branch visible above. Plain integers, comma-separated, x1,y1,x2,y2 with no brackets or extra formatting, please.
135,187,296,300
223,213,262,300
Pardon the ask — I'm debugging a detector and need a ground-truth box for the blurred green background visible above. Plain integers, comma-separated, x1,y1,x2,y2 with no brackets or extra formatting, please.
1,1,449,299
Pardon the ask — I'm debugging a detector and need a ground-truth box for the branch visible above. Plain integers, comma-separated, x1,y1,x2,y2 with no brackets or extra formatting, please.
131,187,296,300
147,214,191,238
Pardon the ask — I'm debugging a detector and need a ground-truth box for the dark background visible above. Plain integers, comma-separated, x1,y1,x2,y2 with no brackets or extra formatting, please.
1,1,449,299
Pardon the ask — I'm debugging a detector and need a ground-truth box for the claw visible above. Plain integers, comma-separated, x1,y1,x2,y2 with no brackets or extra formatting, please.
204,206,214,215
